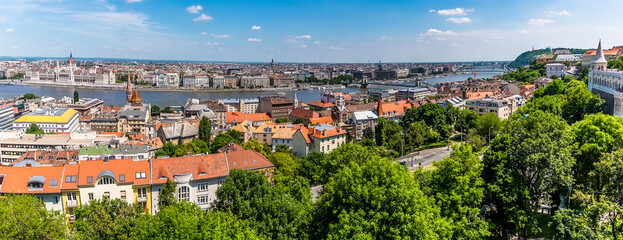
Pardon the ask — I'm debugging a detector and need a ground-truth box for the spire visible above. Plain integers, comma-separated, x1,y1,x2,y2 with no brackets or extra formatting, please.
593,39,607,63
70,51,72,58
592,39,608,71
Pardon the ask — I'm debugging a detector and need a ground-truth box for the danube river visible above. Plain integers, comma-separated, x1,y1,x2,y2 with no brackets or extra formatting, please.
0,72,501,107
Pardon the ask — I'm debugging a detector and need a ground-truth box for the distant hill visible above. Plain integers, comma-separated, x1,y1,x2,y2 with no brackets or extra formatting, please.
508,48,590,68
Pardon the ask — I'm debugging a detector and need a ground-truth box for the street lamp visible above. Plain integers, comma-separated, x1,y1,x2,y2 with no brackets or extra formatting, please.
488,126,493,146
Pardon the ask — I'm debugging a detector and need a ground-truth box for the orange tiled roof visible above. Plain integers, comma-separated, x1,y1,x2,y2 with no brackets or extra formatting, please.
309,116,333,125
378,101,412,117
101,132,124,138
309,126,346,139
289,108,319,119
77,159,151,186
151,153,229,185
226,112,271,124
308,101,334,108
0,166,64,194
227,149,274,171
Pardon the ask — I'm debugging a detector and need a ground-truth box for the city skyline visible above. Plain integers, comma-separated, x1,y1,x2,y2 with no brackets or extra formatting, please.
1,0,622,62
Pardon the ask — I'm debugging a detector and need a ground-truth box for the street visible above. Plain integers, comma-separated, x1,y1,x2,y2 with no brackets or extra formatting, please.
395,146,454,171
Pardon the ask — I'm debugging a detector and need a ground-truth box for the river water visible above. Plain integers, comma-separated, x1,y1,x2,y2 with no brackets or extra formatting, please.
0,72,501,107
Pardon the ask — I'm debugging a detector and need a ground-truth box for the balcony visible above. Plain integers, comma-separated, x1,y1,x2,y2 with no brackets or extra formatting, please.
66,200,78,207
137,196,148,202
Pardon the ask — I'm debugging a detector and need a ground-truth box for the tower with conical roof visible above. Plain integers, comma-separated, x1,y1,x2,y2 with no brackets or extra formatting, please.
591,39,608,71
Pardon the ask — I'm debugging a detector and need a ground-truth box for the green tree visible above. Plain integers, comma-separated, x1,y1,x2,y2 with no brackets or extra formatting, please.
73,90,79,103
475,113,501,142
72,198,144,239
562,80,605,123
26,123,44,134
200,211,263,239
551,207,606,240
23,93,36,100
275,117,290,123
158,178,177,208
211,132,240,153
0,194,67,239
401,103,451,140
482,111,575,239
151,105,161,115
243,139,268,156
428,144,490,239
570,113,623,190
319,143,381,183
457,109,479,133
294,117,306,124
315,157,450,239
214,170,311,239
199,116,212,143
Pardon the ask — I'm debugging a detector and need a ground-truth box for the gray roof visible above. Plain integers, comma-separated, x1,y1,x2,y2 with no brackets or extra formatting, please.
313,124,337,131
161,122,199,139
113,145,150,154
97,170,118,182
28,176,46,184
118,109,148,121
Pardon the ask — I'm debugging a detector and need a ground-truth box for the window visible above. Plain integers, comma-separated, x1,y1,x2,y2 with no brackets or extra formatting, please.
137,188,147,199
217,180,225,186
197,195,209,204
28,182,44,189
120,190,126,200
135,172,146,179
97,177,115,185
119,175,125,182
87,176,93,184
177,186,190,202
49,179,58,187
53,196,59,204
0,176,3,185
197,182,208,192
88,193,94,201
65,176,77,183
103,192,110,199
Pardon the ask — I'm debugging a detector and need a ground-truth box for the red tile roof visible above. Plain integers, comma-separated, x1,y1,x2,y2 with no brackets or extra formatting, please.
308,101,334,108
226,149,274,171
309,116,334,125
151,153,230,185
289,108,319,119
0,166,64,194
227,112,272,124
77,159,151,186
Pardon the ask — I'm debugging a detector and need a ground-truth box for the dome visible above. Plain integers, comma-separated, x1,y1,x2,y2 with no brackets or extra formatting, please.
67,52,76,65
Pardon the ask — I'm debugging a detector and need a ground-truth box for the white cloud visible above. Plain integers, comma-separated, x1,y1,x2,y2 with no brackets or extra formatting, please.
126,0,142,3
434,8,474,16
211,34,230,39
193,14,213,21
450,43,463,47
284,38,299,43
520,30,529,34
527,18,554,25
329,46,345,51
131,47,141,51
5,28,14,32
548,10,570,16
295,34,311,39
419,29,458,41
379,35,393,41
428,9,436,13
104,46,111,49
12,46,18,49
251,25,261,30
247,38,261,42
421,28,458,37
299,44,308,48
204,42,218,46
200,32,207,35
313,41,322,45
186,5,203,14
105,4,116,11
446,17,472,23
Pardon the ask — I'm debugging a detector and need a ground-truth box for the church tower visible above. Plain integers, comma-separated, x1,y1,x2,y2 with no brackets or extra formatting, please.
67,52,76,83
591,39,608,71
126,71,133,103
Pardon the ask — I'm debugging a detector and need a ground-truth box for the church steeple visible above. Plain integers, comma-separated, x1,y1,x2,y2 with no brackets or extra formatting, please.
126,71,133,103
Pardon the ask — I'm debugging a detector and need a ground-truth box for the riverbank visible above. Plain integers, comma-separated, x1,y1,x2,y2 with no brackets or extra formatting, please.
0,80,300,93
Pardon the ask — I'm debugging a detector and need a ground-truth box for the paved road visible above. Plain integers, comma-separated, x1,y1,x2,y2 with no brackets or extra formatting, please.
395,146,454,171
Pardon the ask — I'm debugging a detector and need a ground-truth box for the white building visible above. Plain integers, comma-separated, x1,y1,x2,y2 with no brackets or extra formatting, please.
0,103,14,130
588,40,623,116
292,124,347,157
349,111,378,140
546,63,566,77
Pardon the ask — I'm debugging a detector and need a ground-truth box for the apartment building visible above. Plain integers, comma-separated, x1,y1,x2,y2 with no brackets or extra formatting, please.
292,124,347,157
13,107,80,133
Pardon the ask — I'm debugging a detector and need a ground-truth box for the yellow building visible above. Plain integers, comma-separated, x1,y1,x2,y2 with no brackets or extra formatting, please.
13,107,79,133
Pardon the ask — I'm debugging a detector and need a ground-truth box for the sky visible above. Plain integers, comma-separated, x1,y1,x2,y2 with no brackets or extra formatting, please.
1,0,622,63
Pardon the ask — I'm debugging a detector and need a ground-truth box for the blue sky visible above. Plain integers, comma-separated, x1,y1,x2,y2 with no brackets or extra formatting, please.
1,0,622,62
